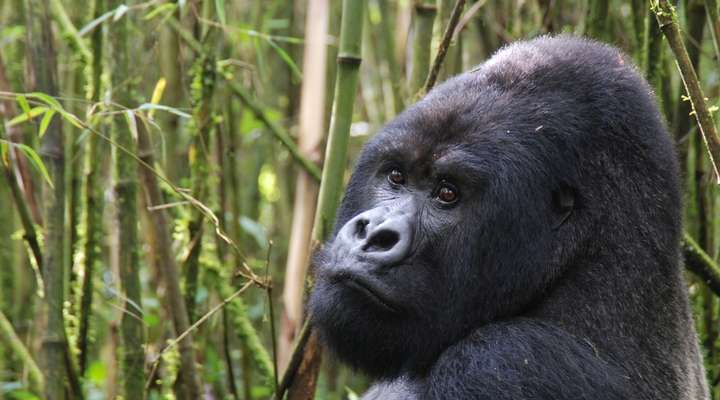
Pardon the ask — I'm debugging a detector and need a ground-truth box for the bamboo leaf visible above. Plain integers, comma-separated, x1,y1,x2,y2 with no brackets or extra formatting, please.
266,38,302,81
113,4,129,22
137,103,191,119
1,140,54,188
38,110,56,138
57,110,85,129
16,94,32,117
27,92,63,111
8,106,49,126
78,9,114,36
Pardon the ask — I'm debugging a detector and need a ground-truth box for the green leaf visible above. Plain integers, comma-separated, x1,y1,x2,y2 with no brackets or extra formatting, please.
0,140,53,188
7,106,49,126
214,0,226,25
266,38,302,81
16,94,31,117
38,109,56,138
137,103,191,119
27,92,63,111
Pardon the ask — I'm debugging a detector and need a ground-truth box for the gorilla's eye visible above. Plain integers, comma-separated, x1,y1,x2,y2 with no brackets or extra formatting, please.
388,169,405,185
436,182,458,204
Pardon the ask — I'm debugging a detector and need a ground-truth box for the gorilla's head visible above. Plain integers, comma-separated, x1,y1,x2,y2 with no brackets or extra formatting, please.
308,36,679,379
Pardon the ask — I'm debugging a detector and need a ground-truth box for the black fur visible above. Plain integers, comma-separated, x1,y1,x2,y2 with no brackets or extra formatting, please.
308,35,708,399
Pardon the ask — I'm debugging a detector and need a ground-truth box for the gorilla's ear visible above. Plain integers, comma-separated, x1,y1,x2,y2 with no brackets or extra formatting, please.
552,184,576,229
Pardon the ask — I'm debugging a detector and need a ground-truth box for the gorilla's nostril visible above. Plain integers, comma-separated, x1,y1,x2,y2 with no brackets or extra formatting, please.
354,219,369,239
363,229,400,252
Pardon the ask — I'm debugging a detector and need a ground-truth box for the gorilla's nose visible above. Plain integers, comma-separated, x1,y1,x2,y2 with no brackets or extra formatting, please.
337,205,414,267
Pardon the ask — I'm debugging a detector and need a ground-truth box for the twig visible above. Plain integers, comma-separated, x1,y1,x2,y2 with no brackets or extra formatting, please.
653,0,720,182
271,318,313,400
0,310,44,393
683,233,720,297
454,0,488,36
423,0,466,94
145,280,254,390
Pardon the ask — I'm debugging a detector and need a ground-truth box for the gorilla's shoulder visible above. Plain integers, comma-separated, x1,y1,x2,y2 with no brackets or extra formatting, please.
424,319,632,399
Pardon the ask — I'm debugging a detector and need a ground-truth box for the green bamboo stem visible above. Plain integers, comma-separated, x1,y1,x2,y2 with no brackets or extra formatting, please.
706,0,720,59
377,0,405,114
586,0,609,40
220,283,275,383
137,120,202,399
630,0,647,69
108,0,145,396
310,0,366,243
0,310,44,393
183,55,216,323
409,1,437,98
77,0,104,374
283,1,366,399
654,0,720,181
25,0,72,398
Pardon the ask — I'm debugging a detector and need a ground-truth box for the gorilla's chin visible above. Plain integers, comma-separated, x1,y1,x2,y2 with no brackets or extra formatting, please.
308,276,438,378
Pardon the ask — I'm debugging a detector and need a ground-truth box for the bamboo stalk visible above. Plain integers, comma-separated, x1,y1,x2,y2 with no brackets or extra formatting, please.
108,0,145,396
183,54,216,322
654,0,720,182
423,0,465,93
283,1,366,399
377,0,405,114
409,1,437,97
25,0,72,398
586,0,609,40
280,0,329,373
77,0,104,374
706,0,720,59
137,120,202,399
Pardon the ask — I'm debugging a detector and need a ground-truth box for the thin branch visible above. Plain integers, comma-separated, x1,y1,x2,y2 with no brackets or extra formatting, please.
0,310,44,393
423,0,466,94
684,233,720,297
145,280,254,391
653,0,720,182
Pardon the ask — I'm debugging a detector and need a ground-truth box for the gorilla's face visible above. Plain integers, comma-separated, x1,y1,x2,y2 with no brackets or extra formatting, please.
309,71,581,378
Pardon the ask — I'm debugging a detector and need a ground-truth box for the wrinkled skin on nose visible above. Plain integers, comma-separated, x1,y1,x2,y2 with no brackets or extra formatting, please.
329,203,415,270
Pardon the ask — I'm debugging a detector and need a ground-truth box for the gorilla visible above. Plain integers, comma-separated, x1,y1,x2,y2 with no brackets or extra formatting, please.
308,35,708,399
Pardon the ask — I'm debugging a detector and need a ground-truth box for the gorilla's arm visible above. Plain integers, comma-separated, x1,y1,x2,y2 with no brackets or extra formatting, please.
365,319,631,400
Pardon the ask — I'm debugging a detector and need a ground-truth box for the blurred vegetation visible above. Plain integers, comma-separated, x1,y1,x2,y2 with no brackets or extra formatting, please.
0,0,718,399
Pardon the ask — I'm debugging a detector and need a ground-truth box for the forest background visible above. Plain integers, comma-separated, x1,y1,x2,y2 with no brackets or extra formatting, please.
0,0,719,399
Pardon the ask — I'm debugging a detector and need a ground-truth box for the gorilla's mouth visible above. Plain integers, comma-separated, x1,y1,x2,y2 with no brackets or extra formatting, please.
334,274,400,314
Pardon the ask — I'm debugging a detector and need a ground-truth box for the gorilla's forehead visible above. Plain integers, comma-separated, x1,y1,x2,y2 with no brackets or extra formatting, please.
371,35,644,163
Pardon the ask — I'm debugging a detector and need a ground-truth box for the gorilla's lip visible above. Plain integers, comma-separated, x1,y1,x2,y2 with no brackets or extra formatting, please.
333,273,400,314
